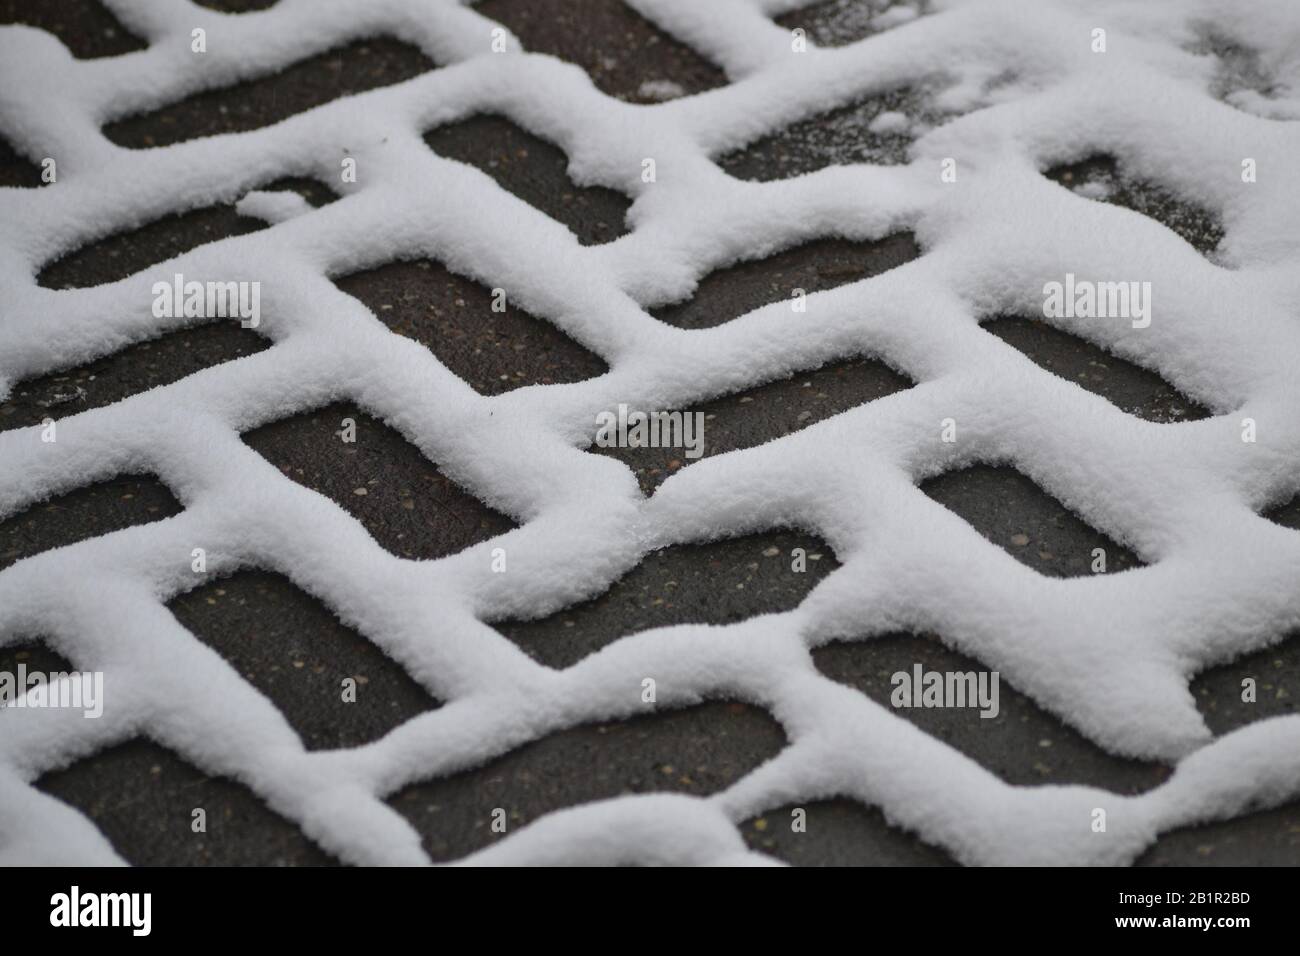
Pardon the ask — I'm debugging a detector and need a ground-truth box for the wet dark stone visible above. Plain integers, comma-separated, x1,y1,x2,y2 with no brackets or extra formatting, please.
595,357,911,496
0,134,44,188
718,85,937,180
814,632,1171,793
476,0,726,102
742,798,956,866
0,641,77,685
104,38,437,148
37,739,338,865
254,175,337,209
0,475,182,574
0,323,270,433
920,464,1143,578
388,701,786,862
1262,494,1300,532
498,531,839,668
1188,30,1277,109
194,0,279,11
168,569,439,751
334,258,608,395
1138,800,1300,866
241,402,517,561
1046,155,1225,256
774,0,929,48
983,316,1212,423
1191,632,1300,736
651,234,921,329
424,115,632,245
0,0,147,59
37,177,335,289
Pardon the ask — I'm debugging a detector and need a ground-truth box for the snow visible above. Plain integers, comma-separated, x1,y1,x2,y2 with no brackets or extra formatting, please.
235,188,314,225
867,109,911,134
636,79,687,102
1,0,1299,865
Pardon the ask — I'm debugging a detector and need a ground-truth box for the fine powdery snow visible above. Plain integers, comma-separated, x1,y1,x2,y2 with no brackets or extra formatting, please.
2,0,1300,865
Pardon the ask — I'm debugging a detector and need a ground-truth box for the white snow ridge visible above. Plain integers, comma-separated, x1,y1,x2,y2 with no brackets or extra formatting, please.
2,0,1300,866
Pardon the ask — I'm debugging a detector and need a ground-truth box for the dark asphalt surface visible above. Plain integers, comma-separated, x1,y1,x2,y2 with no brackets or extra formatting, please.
922,465,1144,579
336,257,610,394
0,0,144,59
1047,156,1226,257
104,39,437,149
0,133,42,188
477,0,727,103
719,85,938,178
0,324,270,432
984,315,1212,424
816,635,1170,794
37,737,338,866
38,177,335,289
390,700,787,863
0,476,183,574
776,0,936,48
597,356,912,495
1,0,1297,867
242,403,519,560
170,570,440,752
424,115,632,246
500,531,840,668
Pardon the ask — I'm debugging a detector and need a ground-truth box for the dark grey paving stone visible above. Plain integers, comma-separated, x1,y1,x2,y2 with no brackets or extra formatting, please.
1045,155,1225,256
650,233,921,329
1263,494,1300,532
717,84,937,180
36,739,338,865
388,700,786,862
742,798,956,866
1191,632,1300,736
0,323,270,433
0,134,43,188
241,402,517,561
603,236,917,493
0,641,77,686
814,633,1172,793
37,177,336,289
920,465,1143,578
476,0,726,102
774,0,928,48
1138,801,1300,866
334,258,608,395
103,38,437,148
1158,589,1300,864
0,476,182,574
1240,519,1300,851
498,531,839,669
195,0,279,11
595,357,911,496
983,316,1212,423
39,204,260,289
168,569,438,751
253,175,337,209
8,0,1284,872
0,0,146,59
1188,30,1276,106
424,115,632,245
